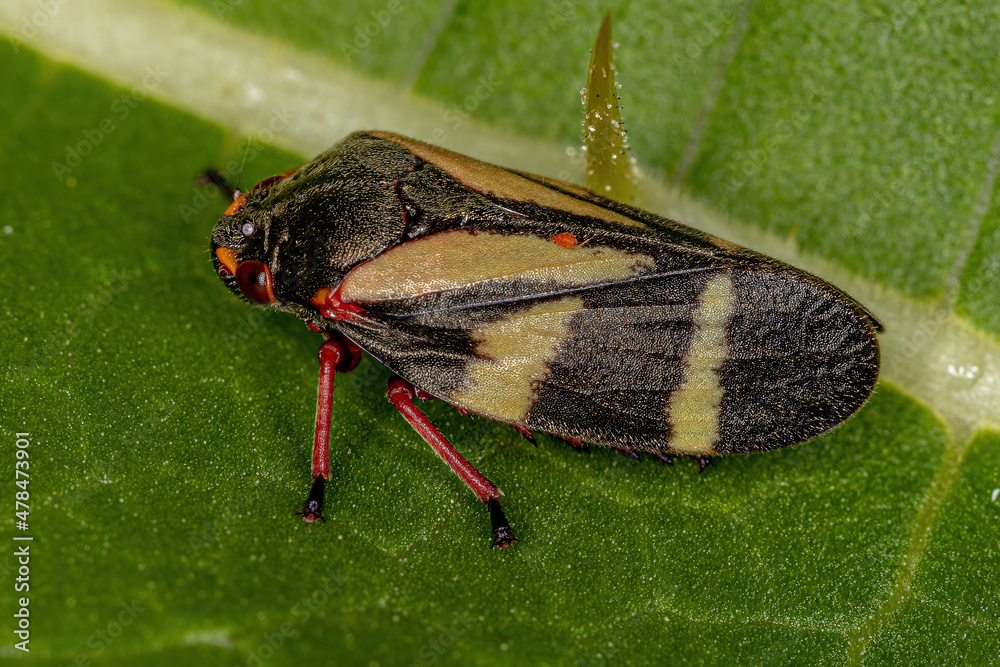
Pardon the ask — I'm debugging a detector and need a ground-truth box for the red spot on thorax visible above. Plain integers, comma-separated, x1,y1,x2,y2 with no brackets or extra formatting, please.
311,287,366,322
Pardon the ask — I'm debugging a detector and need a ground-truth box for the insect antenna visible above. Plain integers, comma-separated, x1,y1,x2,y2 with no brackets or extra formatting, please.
234,136,252,197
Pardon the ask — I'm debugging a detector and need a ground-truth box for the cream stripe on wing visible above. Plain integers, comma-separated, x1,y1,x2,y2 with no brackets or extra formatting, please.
667,272,734,454
339,230,654,303
450,297,583,423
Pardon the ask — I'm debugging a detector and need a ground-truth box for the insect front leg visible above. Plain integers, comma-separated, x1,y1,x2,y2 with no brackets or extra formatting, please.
298,331,362,523
386,375,517,549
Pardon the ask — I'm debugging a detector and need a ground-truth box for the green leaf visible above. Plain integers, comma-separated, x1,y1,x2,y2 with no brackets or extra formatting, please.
1,1,997,665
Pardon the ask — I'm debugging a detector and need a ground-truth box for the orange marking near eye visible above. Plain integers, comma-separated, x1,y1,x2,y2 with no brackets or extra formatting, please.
551,232,577,248
224,191,249,216
215,246,239,275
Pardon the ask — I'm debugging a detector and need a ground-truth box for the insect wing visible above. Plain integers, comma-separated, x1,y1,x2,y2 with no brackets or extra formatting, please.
324,139,879,456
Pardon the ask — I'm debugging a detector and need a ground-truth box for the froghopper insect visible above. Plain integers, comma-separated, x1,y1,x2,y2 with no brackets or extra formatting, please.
209,129,881,548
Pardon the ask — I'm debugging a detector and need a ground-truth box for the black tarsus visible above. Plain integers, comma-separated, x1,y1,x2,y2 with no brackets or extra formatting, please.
297,476,327,523
487,498,518,549
514,425,537,446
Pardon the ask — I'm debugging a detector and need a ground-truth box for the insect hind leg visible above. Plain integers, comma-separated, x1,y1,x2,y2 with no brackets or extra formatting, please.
386,375,517,549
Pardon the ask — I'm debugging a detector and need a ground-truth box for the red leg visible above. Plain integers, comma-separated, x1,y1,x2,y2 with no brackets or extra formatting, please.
298,332,362,523
386,375,517,548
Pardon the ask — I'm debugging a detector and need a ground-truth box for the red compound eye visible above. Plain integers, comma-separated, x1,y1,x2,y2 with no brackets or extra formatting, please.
235,260,276,304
